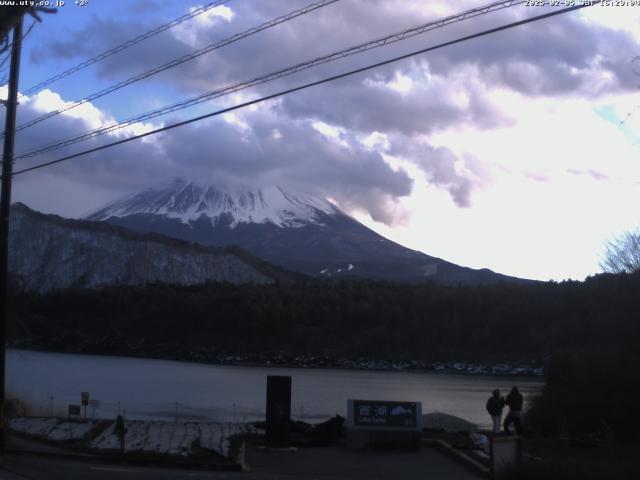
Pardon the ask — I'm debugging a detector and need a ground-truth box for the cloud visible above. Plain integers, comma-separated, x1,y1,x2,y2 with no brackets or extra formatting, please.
388,134,487,208
28,2,639,153
4,87,413,225
156,106,415,224
567,168,609,181
279,61,511,136
10,0,640,239
40,1,639,99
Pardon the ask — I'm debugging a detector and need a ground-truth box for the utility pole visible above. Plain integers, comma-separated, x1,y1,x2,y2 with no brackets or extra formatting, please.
0,15,23,453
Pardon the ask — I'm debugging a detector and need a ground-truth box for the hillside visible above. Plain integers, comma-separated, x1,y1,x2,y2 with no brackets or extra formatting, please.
88,179,527,285
9,203,300,292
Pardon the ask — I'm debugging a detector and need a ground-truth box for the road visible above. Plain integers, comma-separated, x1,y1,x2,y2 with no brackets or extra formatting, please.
0,446,483,480
1,455,241,480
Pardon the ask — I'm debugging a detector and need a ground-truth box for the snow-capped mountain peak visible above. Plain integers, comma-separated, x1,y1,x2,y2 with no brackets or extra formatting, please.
85,179,523,285
87,180,340,228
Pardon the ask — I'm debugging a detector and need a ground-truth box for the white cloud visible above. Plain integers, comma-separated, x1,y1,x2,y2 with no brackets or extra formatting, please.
204,5,234,23
10,0,640,280
580,4,640,42
388,73,414,94
311,120,350,149
312,121,343,138
355,85,640,280
428,89,640,183
360,131,390,150
172,4,234,48
222,112,250,131
27,89,107,129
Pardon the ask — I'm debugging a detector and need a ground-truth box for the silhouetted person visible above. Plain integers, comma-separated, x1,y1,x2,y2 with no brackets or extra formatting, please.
116,415,127,454
486,389,505,434
503,386,523,435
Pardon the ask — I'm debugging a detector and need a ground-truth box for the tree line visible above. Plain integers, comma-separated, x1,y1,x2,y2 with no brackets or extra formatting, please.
7,271,640,439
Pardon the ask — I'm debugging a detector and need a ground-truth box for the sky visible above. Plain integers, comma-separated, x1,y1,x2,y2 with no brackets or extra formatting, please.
1,0,639,281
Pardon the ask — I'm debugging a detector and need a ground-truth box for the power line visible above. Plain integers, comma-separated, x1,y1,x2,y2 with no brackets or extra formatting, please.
0,54,10,73
9,2,598,178
18,0,232,98
8,0,340,136
0,20,36,85
0,58,9,79
16,0,525,161
21,19,36,40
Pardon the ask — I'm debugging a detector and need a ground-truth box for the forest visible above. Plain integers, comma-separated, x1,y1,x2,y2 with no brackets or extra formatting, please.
7,271,640,439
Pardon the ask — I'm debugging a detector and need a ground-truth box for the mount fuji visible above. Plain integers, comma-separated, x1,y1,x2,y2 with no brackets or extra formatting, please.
87,179,521,285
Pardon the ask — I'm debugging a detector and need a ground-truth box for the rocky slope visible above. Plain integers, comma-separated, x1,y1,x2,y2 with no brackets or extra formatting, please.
9,203,288,292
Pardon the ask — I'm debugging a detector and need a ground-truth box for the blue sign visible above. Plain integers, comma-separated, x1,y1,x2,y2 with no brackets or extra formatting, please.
348,400,422,431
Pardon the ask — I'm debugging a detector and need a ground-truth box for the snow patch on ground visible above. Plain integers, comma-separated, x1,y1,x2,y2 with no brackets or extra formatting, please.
90,420,255,457
9,417,99,441
10,417,256,459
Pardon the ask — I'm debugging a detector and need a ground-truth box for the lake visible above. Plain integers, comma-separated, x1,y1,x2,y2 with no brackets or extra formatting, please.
7,349,543,429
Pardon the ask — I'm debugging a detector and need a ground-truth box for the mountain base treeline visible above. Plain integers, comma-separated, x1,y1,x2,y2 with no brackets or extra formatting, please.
7,272,640,440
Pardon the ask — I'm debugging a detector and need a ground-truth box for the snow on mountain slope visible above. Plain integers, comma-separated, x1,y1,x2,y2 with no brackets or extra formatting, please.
9,203,280,292
87,179,526,285
88,179,339,228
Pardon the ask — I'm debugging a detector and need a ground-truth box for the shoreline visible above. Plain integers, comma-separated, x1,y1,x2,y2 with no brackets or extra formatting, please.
7,347,545,379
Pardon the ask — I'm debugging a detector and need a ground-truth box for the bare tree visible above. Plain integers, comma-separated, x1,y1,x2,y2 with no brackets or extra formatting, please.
601,228,640,273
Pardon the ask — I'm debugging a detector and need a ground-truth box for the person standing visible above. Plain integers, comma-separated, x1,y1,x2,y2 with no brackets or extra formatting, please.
503,386,524,435
486,389,505,434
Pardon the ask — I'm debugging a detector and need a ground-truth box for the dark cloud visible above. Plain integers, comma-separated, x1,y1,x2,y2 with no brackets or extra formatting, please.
42,1,638,96
32,2,639,133
7,92,413,224
14,1,640,221
278,64,511,135
31,0,635,163
30,16,193,82
157,111,415,224
389,136,484,208
425,11,639,96
567,168,609,180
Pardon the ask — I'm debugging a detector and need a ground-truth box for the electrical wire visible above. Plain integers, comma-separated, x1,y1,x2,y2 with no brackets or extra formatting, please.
0,20,36,86
8,0,340,136
9,2,599,178
0,53,10,73
16,0,524,160
18,0,232,98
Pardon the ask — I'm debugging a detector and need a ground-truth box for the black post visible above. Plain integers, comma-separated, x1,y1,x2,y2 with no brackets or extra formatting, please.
116,415,126,455
265,375,291,448
0,16,23,452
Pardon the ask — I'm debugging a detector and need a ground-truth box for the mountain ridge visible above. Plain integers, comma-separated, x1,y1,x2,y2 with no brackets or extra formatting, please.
88,180,529,285
88,179,339,228
9,202,302,292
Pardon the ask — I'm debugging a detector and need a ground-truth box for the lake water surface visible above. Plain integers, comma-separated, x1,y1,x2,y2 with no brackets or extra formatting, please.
7,349,543,429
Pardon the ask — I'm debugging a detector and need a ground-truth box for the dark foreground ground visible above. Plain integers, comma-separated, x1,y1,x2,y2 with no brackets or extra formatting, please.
0,444,481,480
4,423,640,480
4,437,640,479
518,439,640,480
